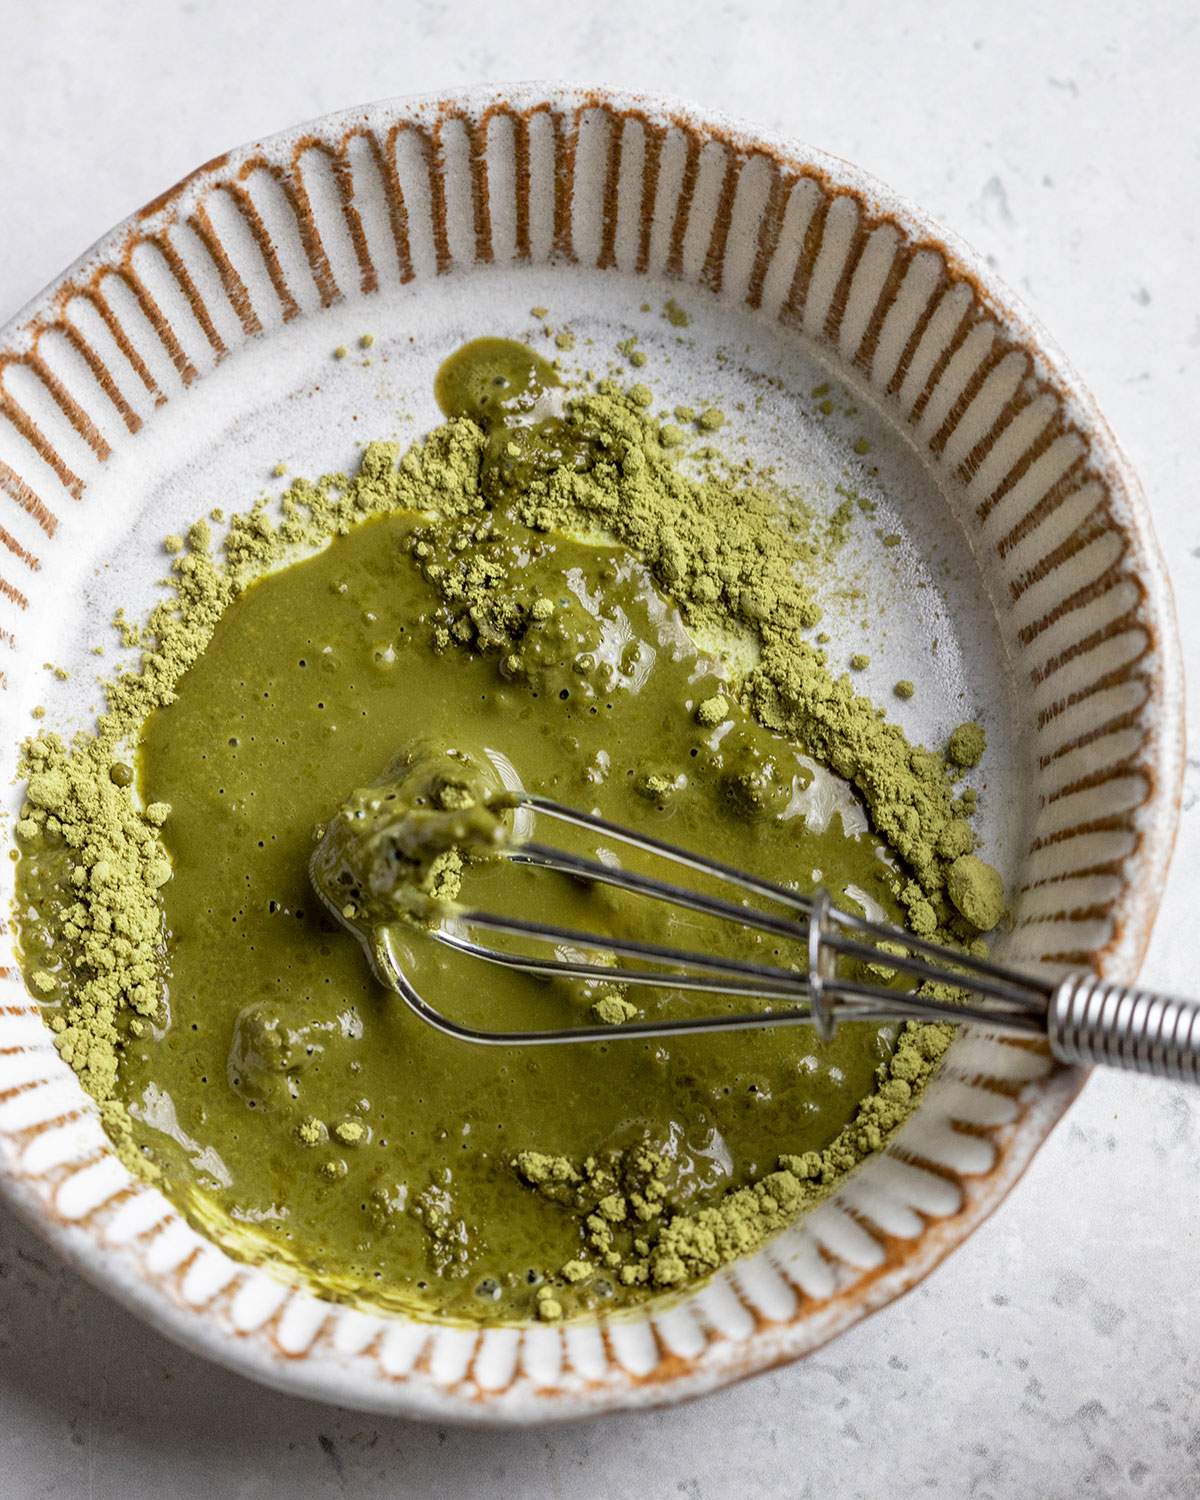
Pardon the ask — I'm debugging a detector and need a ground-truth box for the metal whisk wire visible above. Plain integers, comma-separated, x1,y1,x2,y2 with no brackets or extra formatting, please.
371,794,1052,1048
360,795,1200,1081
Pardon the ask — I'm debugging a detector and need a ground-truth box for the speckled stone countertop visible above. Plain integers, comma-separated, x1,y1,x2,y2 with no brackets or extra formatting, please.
2,3,1198,1496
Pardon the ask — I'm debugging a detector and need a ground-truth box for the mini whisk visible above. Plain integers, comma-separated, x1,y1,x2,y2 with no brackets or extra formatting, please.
327,794,1200,1083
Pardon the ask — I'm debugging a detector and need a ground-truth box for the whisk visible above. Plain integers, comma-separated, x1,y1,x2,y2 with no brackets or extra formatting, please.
332,794,1200,1083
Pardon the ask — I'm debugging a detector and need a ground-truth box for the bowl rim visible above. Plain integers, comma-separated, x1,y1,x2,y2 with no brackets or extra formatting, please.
0,80,1184,1421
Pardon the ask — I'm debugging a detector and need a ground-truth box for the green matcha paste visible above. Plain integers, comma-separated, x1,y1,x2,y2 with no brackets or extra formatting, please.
310,744,515,930
12,336,999,1324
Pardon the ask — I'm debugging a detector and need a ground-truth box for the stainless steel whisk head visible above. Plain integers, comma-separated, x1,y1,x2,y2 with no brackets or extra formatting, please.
356,795,1200,1082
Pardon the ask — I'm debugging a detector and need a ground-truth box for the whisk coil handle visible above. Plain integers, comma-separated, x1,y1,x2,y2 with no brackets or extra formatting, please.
1048,973,1200,1082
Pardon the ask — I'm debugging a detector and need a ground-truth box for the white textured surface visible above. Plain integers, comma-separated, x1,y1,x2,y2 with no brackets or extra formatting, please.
1,2,1198,1496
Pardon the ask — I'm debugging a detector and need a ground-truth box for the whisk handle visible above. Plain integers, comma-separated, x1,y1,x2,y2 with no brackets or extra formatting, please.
1048,973,1200,1082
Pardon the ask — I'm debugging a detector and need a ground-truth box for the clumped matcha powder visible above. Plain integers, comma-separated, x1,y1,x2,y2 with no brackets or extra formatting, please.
946,854,1006,932
15,426,492,1118
514,1019,954,1296
485,379,987,940
14,346,1000,1306
947,720,987,770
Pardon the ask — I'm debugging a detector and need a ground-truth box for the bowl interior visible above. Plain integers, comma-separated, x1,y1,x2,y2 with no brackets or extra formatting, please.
14,262,1032,879
0,87,1178,1420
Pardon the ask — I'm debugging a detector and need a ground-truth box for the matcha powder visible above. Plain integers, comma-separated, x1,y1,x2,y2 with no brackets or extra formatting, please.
13,424,490,1120
514,1017,955,1300
496,380,985,940
12,341,1001,1301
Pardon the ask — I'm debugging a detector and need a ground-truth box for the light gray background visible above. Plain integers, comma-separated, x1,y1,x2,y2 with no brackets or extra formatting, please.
3,2,1198,1496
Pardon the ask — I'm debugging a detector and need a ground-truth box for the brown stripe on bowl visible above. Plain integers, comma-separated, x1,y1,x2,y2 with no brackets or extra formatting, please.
0,85,1181,1420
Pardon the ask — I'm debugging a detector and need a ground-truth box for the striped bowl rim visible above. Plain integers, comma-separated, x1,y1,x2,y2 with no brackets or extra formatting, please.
0,83,1182,1420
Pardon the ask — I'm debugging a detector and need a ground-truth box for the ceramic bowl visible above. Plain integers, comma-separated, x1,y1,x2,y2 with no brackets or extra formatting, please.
0,84,1182,1420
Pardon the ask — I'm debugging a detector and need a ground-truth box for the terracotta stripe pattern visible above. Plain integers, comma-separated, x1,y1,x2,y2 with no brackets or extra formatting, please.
0,87,1181,1420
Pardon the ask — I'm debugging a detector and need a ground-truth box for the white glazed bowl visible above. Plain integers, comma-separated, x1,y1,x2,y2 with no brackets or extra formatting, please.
0,85,1182,1420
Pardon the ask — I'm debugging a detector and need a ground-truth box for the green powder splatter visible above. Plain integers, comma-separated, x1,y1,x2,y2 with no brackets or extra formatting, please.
947,720,987,769
296,1117,327,1147
946,855,1005,931
13,341,1005,1309
17,369,997,1110
333,1119,367,1147
591,992,639,1026
826,495,856,550
663,299,690,328
694,694,729,727
512,1020,954,1291
616,336,644,367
